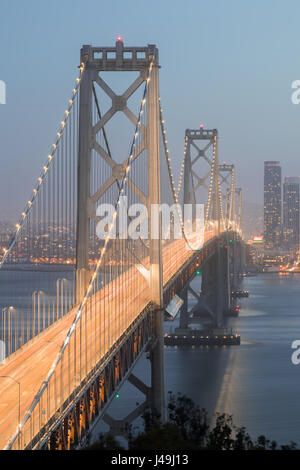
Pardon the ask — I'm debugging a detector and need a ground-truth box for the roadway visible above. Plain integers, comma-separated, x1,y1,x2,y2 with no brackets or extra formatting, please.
0,235,204,449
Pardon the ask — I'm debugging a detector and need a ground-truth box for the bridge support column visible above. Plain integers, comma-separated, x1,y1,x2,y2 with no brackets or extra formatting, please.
215,242,224,327
75,45,93,304
220,243,231,315
149,310,165,422
200,257,214,324
240,242,246,277
179,287,189,329
147,47,165,422
200,249,223,326
199,240,232,326
232,237,238,290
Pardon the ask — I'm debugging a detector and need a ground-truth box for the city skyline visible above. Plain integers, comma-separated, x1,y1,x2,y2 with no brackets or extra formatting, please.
263,161,300,250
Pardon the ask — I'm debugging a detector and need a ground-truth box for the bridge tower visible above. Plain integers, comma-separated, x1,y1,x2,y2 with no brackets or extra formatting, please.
75,40,165,423
218,164,236,305
235,187,242,232
235,187,245,276
180,128,225,327
183,128,221,223
219,163,236,229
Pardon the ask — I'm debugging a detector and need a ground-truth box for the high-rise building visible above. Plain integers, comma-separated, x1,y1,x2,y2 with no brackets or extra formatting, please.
283,176,300,251
264,161,282,247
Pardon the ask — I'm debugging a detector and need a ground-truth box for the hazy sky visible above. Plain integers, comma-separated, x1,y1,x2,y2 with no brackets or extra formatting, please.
1,0,300,219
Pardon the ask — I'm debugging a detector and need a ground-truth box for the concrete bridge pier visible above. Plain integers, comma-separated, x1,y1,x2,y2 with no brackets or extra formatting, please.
200,242,230,327
220,244,231,316
232,238,239,290
200,253,220,326
230,238,246,288
179,286,189,329
240,241,246,277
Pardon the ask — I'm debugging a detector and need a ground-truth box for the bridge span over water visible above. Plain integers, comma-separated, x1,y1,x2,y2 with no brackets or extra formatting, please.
0,40,245,450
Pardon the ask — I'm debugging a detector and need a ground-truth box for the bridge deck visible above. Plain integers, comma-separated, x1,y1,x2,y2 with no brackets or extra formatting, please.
0,237,198,449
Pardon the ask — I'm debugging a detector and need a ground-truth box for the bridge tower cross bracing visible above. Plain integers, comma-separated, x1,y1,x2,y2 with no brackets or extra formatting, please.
219,163,236,230
75,40,165,422
182,128,225,327
183,128,219,220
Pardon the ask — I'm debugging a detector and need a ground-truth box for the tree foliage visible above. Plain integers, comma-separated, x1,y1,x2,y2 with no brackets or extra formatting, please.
86,393,297,451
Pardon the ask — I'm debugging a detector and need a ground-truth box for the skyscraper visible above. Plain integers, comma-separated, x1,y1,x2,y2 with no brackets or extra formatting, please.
264,161,281,247
283,176,300,251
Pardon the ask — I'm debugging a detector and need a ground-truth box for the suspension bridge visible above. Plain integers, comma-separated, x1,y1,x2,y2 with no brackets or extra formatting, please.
0,39,245,450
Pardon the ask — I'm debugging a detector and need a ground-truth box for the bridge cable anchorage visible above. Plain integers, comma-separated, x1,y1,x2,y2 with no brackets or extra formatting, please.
0,61,86,269
6,59,155,451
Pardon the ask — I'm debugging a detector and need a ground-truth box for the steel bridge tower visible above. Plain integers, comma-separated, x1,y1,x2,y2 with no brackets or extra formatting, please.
183,128,222,230
236,187,242,232
219,163,236,229
180,128,226,327
75,40,165,422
